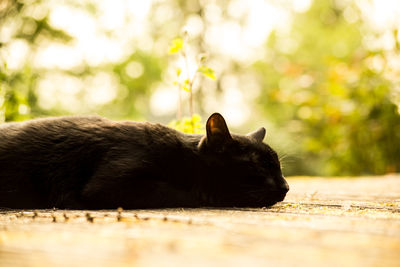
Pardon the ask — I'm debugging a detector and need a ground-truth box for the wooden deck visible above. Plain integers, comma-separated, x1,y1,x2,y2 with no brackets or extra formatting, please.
1,175,399,267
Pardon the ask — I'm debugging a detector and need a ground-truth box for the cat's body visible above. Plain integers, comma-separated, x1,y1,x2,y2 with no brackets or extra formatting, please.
0,113,289,209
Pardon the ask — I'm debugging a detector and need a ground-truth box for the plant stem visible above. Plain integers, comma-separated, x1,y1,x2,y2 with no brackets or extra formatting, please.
177,83,182,120
182,50,193,118
189,84,193,115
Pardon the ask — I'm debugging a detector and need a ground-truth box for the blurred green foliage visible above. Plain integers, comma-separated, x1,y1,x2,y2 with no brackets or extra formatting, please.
0,0,61,121
0,0,164,121
1,0,399,176
168,114,204,134
255,1,400,175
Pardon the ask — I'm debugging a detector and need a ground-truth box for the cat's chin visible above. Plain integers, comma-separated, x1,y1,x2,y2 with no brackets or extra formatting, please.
214,191,287,208
228,200,283,208
229,196,286,208
262,199,283,207
251,199,284,208
259,193,287,207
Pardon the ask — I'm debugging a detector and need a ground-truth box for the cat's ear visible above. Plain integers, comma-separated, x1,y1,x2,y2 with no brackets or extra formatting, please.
247,127,266,142
205,113,232,144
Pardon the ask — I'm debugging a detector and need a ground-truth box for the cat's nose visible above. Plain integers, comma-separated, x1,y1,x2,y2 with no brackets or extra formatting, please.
279,177,290,193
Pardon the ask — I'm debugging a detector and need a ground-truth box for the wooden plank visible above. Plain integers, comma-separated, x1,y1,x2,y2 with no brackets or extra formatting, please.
1,175,399,267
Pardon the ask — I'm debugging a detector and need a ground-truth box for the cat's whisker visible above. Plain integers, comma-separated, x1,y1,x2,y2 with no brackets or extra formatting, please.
279,153,288,161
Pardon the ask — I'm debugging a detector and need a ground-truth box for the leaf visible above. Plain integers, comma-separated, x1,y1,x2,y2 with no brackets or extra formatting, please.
182,79,191,91
169,115,205,134
176,67,182,77
191,114,201,122
197,65,216,80
198,53,208,63
168,38,183,54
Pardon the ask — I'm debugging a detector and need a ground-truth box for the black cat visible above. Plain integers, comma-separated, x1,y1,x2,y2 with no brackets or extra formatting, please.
0,113,289,209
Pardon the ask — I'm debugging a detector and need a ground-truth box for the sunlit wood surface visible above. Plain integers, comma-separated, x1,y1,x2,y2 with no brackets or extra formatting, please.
1,175,399,267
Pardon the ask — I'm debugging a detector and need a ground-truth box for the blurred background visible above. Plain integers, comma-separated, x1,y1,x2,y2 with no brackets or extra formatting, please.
1,0,399,176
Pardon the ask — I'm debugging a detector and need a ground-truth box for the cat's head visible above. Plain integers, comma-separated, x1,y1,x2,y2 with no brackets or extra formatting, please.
198,113,289,207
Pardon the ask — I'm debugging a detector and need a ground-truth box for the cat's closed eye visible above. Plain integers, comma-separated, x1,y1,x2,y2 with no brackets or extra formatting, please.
246,175,266,186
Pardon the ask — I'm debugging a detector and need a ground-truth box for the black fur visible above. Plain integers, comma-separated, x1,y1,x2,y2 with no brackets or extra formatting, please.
0,113,289,209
